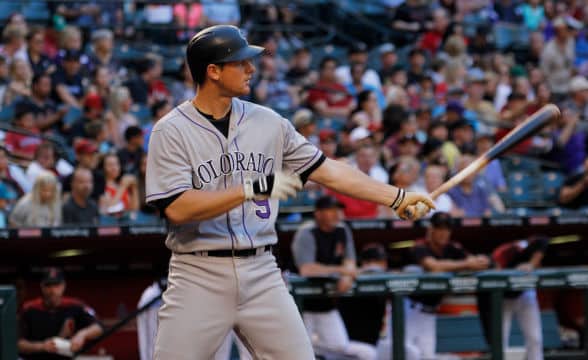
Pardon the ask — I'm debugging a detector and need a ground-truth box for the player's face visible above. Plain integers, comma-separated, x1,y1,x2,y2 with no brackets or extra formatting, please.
430,226,451,248
41,283,65,308
217,59,256,96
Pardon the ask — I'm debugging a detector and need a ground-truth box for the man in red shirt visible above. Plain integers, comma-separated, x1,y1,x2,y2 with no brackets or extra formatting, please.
307,56,355,122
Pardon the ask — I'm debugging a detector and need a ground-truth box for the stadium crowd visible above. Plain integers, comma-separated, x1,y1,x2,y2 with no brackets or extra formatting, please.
0,0,587,228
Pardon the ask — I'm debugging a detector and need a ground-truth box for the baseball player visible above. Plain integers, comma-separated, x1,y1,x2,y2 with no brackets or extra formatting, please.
145,24,435,360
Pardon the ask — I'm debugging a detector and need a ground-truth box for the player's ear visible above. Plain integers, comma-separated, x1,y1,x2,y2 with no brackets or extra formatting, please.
207,64,222,81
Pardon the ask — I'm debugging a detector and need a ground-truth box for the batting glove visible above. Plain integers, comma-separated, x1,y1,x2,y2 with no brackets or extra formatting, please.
244,172,303,201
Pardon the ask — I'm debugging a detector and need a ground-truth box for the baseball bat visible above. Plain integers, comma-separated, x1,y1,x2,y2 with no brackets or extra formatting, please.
407,103,561,218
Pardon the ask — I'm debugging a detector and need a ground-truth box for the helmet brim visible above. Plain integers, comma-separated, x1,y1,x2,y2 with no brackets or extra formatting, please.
217,45,265,63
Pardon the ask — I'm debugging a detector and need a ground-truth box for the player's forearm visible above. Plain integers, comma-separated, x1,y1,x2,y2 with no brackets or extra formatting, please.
17,339,44,353
559,182,586,204
165,187,246,224
76,323,103,341
309,158,399,207
423,259,470,273
299,263,348,277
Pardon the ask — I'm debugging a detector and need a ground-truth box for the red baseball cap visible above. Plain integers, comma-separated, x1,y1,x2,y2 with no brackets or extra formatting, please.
74,139,98,154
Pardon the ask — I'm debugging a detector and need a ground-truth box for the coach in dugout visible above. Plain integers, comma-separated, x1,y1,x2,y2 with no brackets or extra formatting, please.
405,212,491,360
18,267,103,360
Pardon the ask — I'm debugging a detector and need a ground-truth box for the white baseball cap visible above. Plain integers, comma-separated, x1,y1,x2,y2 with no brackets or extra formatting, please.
349,126,371,143
570,76,588,93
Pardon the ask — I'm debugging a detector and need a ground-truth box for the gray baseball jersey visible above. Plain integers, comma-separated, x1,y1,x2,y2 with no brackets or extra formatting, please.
146,99,323,253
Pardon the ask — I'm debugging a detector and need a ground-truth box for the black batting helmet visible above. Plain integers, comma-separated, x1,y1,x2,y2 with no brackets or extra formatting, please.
186,25,265,85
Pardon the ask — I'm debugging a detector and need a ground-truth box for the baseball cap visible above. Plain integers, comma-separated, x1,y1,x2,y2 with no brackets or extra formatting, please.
349,42,368,55
446,100,464,115
570,76,588,93
466,68,486,83
41,267,65,285
62,49,81,61
315,195,345,210
379,43,396,55
74,139,98,154
84,93,103,111
319,128,337,143
430,211,453,228
292,108,315,130
349,126,371,143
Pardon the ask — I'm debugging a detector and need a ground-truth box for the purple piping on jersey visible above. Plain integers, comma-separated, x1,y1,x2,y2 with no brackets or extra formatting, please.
233,139,254,248
293,148,320,173
237,102,246,125
175,107,239,246
146,185,192,199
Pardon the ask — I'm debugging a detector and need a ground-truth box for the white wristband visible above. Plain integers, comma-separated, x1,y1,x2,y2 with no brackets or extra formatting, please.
243,178,254,200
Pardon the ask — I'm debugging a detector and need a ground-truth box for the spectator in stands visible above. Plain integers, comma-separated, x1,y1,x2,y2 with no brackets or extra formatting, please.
62,167,99,225
170,60,195,106
405,212,490,360
547,105,587,174
202,0,241,26
117,126,144,176
4,102,43,159
3,58,32,106
67,93,104,144
87,29,119,78
25,26,54,76
285,46,317,90
26,74,67,134
464,68,499,129
559,158,588,209
54,2,102,29
9,170,62,227
354,143,388,184
494,0,523,24
99,153,139,216
419,7,450,56
292,195,377,360
173,2,204,41
0,181,15,227
477,235,549,360
563,75,588,121
0,24,27,64
61,139,103,200
0,146,27,198
449,119,476,155
519,0,546,31
406,48,428,86
292,108,318,145
396,133,421,158
307,57,355,121
391,155,423,192
475,133,507,194
125,57,168,106
26,142,73,184
54,26,86,65
52,49,85,108
391,0,432,47
349,90,383,131
447,154,504,217
105,86,138,148
144,99,172,152
423,163,458,216
254,56,300,114
336,42,382,91
338,244,388,358
86,66,112,107
0,55,8,106
318,129,338,160
144,53,171,104
541,17,576,99
18,267,103,358
377,43,398,81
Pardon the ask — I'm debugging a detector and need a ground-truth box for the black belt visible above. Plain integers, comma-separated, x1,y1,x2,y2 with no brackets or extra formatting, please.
191,245,273,258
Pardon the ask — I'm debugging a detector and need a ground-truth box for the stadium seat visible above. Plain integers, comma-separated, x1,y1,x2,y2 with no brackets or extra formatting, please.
0,105,15,123
542,171,565,202
130,104,152,126
0,2,22,22
22,1,50,22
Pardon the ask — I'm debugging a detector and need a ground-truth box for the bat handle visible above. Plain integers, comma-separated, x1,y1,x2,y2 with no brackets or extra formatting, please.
403,202,430,220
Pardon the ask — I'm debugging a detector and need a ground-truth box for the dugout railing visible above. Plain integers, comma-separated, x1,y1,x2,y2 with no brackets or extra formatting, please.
287,268,588,360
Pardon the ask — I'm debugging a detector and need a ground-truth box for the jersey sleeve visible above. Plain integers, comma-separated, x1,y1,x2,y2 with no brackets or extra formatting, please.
291,225,317,268
74,304,101,330
145,122,194,205
280,117,324,178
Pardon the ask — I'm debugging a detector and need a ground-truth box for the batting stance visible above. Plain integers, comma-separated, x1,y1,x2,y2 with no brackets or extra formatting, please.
146,25,435,360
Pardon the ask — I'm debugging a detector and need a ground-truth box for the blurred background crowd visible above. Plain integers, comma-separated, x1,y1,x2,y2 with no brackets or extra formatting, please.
0,0,587,228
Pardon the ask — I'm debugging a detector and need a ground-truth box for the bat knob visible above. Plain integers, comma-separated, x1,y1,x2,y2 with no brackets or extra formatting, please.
403,202,430,220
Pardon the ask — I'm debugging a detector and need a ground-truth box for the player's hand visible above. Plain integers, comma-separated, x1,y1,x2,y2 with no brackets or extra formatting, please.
396,191,436,220
337,275,354,294
42,339,58,353
244,172,303,201
466,255,490,270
